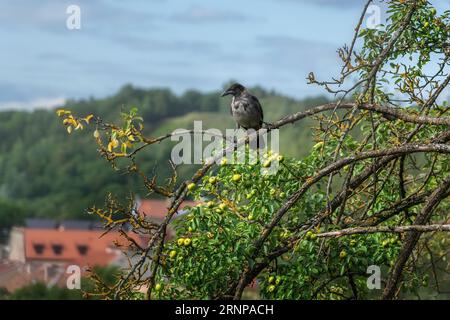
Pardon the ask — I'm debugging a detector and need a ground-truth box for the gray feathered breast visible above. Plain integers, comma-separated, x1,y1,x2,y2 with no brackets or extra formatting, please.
230,92,263,130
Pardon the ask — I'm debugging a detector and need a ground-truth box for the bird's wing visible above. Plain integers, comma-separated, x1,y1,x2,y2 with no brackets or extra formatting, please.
250,95,264,123
231,94,264,127
229,97,234,116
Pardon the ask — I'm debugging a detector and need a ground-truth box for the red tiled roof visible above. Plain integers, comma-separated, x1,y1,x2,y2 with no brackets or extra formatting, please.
24,229,145,267
137,199,198,220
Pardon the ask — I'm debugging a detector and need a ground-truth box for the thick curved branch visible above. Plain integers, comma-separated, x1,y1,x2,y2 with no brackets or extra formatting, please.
269,103,450,129
317,224,450,238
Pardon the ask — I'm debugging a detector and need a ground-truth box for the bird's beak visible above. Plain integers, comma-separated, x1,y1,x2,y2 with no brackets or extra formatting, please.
221,89,232,97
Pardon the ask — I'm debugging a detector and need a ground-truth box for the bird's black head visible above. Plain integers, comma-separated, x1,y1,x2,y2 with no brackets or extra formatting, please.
221,83,246,97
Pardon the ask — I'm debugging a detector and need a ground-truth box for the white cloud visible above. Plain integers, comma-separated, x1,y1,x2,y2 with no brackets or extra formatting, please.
0,97,66,111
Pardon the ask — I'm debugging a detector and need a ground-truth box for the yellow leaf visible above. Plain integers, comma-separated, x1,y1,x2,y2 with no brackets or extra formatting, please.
107,139,119,152
75,123,83,130
116,130,125,138
93,129,100,138
56,109,66,117
67,126,73,134
65,117,77,127
313,141,324,150
85,114,94,123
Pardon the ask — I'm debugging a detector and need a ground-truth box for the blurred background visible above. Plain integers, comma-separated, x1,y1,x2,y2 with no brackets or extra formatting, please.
0,0,448,299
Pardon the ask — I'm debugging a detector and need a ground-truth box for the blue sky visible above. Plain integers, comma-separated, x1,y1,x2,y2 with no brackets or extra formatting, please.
0,0,448,110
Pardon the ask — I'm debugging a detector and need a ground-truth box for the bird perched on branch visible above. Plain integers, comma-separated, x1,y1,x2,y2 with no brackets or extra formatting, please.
221,83,264,130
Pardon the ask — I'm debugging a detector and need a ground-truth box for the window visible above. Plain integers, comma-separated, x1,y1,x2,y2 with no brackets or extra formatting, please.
77,245,88,256
33,244,45,255
52,244,63,255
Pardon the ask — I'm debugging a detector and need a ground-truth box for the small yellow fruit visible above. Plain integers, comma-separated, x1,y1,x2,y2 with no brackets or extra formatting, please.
207,201,215,208
232,174,242,182
219,203,227,210
177,238,185,246
184,238,192,246
246,190,256,199
187,183,196,191
169,250,177,259
270,152,279,159
339,250,347,259
268,276,275,284
281,254,291,261
208,177,217,184
269,188,276,196
310,233,318,240
267,285,276,293
349,239,357,247
220,158,228,165
155,283,162,291
280,231,290,239
305,231,313,240
248,214,254,220
275,276,281,285
262,159,272,168
279,192,286,199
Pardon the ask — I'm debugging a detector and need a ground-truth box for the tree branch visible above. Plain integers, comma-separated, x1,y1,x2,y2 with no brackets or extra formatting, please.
382,174,450,299
316,224,450,238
